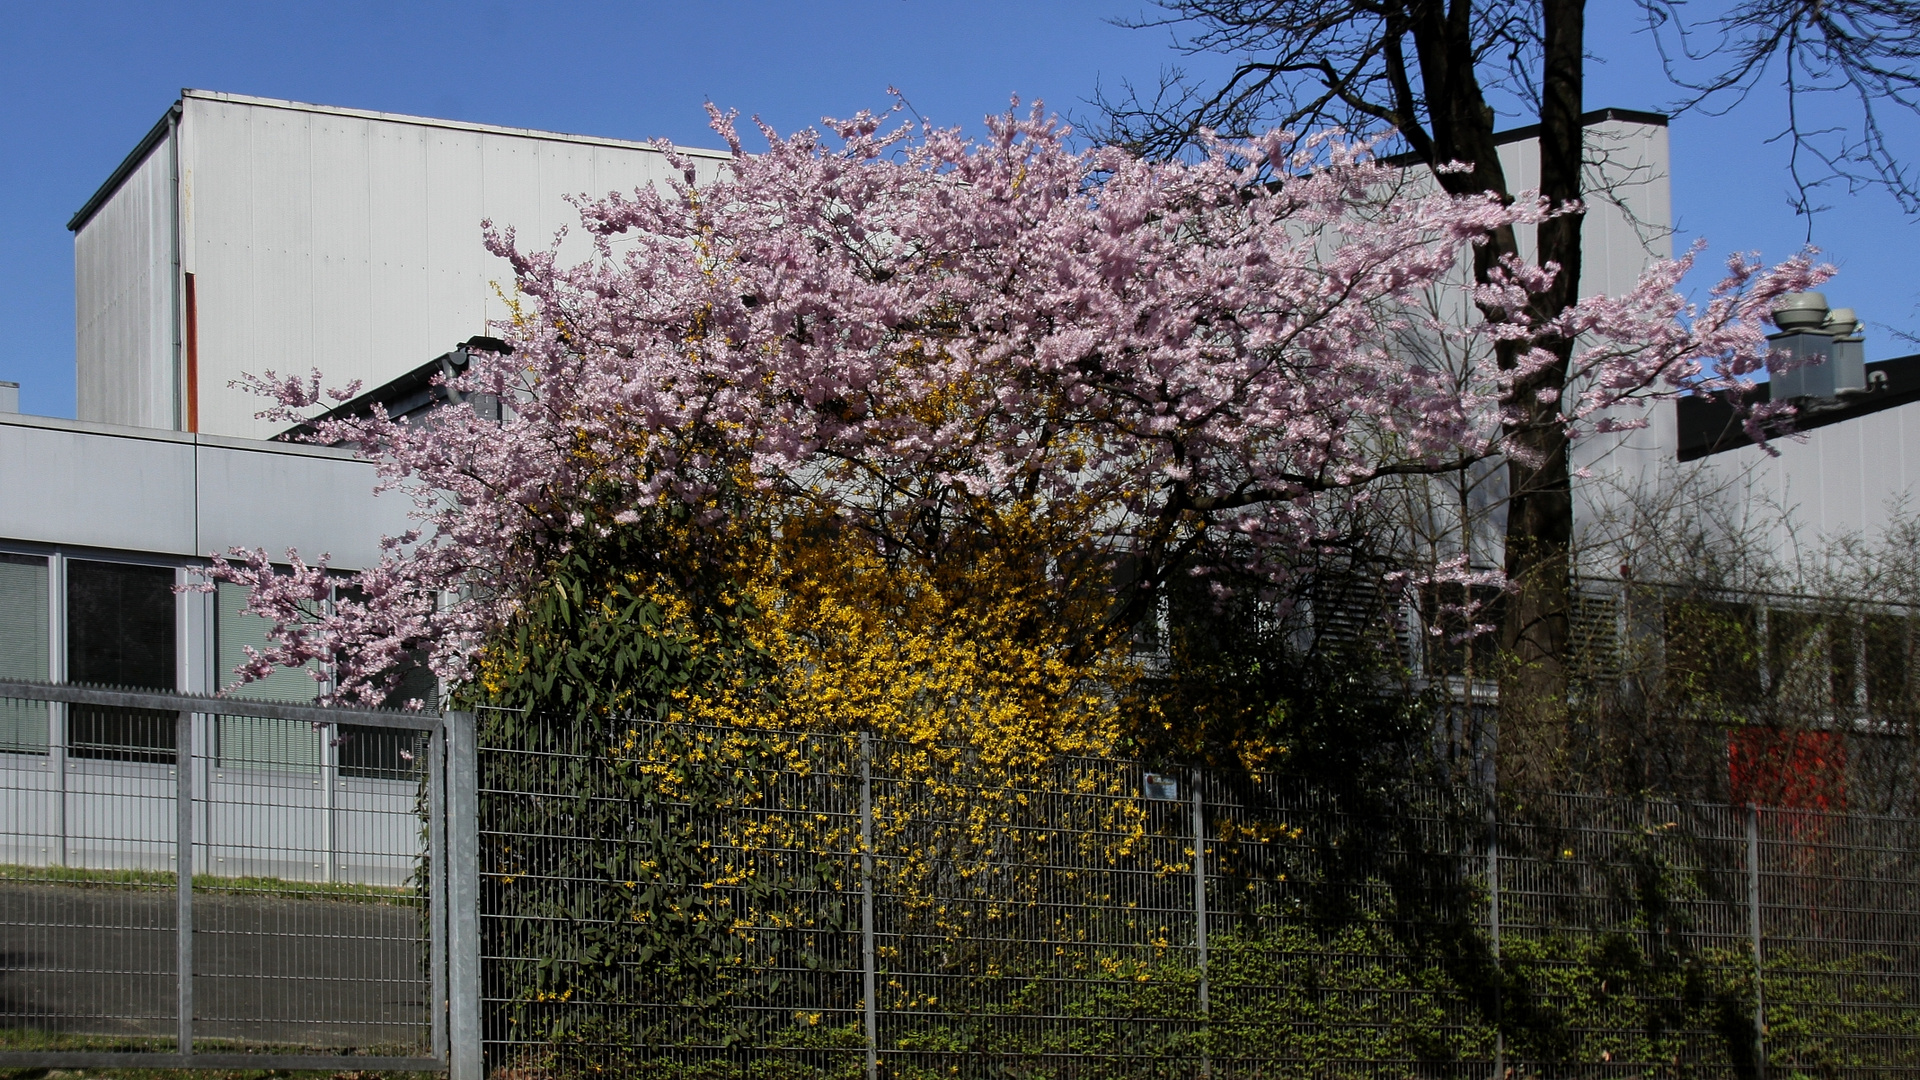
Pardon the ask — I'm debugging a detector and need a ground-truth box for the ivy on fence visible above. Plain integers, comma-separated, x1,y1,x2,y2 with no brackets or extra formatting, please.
476,713,1920,1080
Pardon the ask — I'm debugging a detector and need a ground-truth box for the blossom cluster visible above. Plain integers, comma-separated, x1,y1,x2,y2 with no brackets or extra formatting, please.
210,102,1821,703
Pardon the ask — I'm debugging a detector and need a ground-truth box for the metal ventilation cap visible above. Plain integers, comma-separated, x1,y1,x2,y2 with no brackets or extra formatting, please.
459,335,514,355
1825,307,1861,336
1772,292,1830,330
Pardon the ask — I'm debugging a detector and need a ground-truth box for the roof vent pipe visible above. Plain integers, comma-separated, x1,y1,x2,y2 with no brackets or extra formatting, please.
1827,308,1868,395
1768,295,1868,399
0,381,17,414
1772,292,1830,330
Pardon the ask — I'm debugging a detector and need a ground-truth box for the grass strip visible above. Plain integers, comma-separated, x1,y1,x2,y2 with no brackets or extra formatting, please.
0,864,416,905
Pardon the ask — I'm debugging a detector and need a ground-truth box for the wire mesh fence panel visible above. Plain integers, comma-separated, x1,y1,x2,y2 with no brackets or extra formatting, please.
190,712,434,1057
867,748,1202,1079
1200,772,1497,1078
0,692,181,1055
477,714,1920,1080
1757,806,1920,1076
476,714,870,1079
0,681,447,1072
1492,795,1758,1078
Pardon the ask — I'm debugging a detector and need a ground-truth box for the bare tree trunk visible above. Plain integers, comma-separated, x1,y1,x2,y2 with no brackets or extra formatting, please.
1404,0,1585,789
1495,0,1584,793
1100,0,1597,783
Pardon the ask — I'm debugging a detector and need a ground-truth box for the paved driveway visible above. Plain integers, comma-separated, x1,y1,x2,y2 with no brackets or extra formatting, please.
0,881,428,1052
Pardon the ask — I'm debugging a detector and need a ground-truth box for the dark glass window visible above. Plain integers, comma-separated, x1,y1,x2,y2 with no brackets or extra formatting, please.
1768,610,1860,711
338,725,428,781
66,560,176,763
1418,582,1506,678
1866,615,1913,715
1664,599,1762,705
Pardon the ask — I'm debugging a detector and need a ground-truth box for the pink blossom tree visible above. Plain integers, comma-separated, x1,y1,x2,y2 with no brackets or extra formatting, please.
209,103,1821,708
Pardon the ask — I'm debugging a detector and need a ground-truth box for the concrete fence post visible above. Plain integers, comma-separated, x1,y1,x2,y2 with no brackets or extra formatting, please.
429,720,449,1063
1191,769,1209,1079
1488,802,1503,1080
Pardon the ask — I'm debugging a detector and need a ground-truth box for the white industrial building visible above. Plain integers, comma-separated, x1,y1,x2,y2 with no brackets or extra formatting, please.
6,91,732,884
1387,110,1920,578
70,89,729,440
0,412,423,881
6,90,1920,861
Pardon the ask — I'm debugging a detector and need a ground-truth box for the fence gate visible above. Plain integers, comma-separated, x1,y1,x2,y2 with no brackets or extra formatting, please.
0,678,479,1074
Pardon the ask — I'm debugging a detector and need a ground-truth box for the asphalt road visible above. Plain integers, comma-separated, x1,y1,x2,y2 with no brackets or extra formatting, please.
0,881,428,1052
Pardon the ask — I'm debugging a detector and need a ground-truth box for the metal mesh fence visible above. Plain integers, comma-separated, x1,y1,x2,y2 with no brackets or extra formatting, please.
0,682,446,1069
479,713,1920,1080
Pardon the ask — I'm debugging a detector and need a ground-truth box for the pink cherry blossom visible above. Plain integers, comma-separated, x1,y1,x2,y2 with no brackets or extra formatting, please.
204,102,1824,705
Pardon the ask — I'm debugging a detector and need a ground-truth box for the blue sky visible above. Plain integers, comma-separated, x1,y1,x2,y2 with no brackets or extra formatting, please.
3,1,1915,418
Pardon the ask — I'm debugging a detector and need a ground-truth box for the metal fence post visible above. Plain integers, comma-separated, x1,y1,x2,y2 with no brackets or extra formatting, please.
1191,769,1209,1078
51,701,67,867
322,723,339,882
1488,803,1502,1080
430,721,449,1063
446,711,481,1080
175,710,194,1058
860,731,878,1080
1747,804,1767,1080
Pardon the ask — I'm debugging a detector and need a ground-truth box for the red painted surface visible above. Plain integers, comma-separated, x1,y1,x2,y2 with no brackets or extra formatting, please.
1729,727,1847,811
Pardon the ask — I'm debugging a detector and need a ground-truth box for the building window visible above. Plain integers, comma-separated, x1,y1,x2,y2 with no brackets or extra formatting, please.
215,581,321,772
66,559,176,763
1418,582,1506,679
1768,609,1859,713
1664,599,1763,706
0,553,50,754
1866,614,1914,715
338,724,428,781
338,649,435,781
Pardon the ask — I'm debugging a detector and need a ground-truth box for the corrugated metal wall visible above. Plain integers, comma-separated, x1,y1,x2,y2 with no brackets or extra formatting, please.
173,91,728,440
1703,399,1920,549
1492,116,1675,300
73,127,175,430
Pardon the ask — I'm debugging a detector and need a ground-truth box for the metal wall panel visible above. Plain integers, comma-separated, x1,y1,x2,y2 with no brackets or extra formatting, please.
74,130,174,430
306,112,375,394
1686,398,1920,555
366,122,433,373
0,420,196,553
1491,117,1672,302
1385,118,1681,569
421,126,486,404
192,435,414,570
0,415,408,571
175,92,729,440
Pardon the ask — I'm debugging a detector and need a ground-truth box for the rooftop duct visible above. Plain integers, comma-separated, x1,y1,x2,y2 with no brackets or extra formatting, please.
1768,292,1866,399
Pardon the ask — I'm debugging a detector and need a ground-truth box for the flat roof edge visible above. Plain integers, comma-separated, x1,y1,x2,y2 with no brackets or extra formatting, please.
1490,107,1670,148
67,102,179,233
179,88,734,161
1376,107,1671,168
0,410,368,461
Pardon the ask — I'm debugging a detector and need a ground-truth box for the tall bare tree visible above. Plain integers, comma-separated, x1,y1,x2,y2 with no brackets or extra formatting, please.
1096,0,1920,789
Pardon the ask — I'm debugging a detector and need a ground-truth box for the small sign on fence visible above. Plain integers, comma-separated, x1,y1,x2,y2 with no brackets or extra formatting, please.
1142,772,1180,800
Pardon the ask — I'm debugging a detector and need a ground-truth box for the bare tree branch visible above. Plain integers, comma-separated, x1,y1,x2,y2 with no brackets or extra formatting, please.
1641,0,1920,225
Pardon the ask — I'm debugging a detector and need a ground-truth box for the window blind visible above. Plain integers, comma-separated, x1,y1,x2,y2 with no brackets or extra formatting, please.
215,581,323,772
0,554,50,753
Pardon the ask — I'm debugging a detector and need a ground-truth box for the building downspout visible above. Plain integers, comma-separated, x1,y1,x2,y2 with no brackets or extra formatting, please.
168,103,185,431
